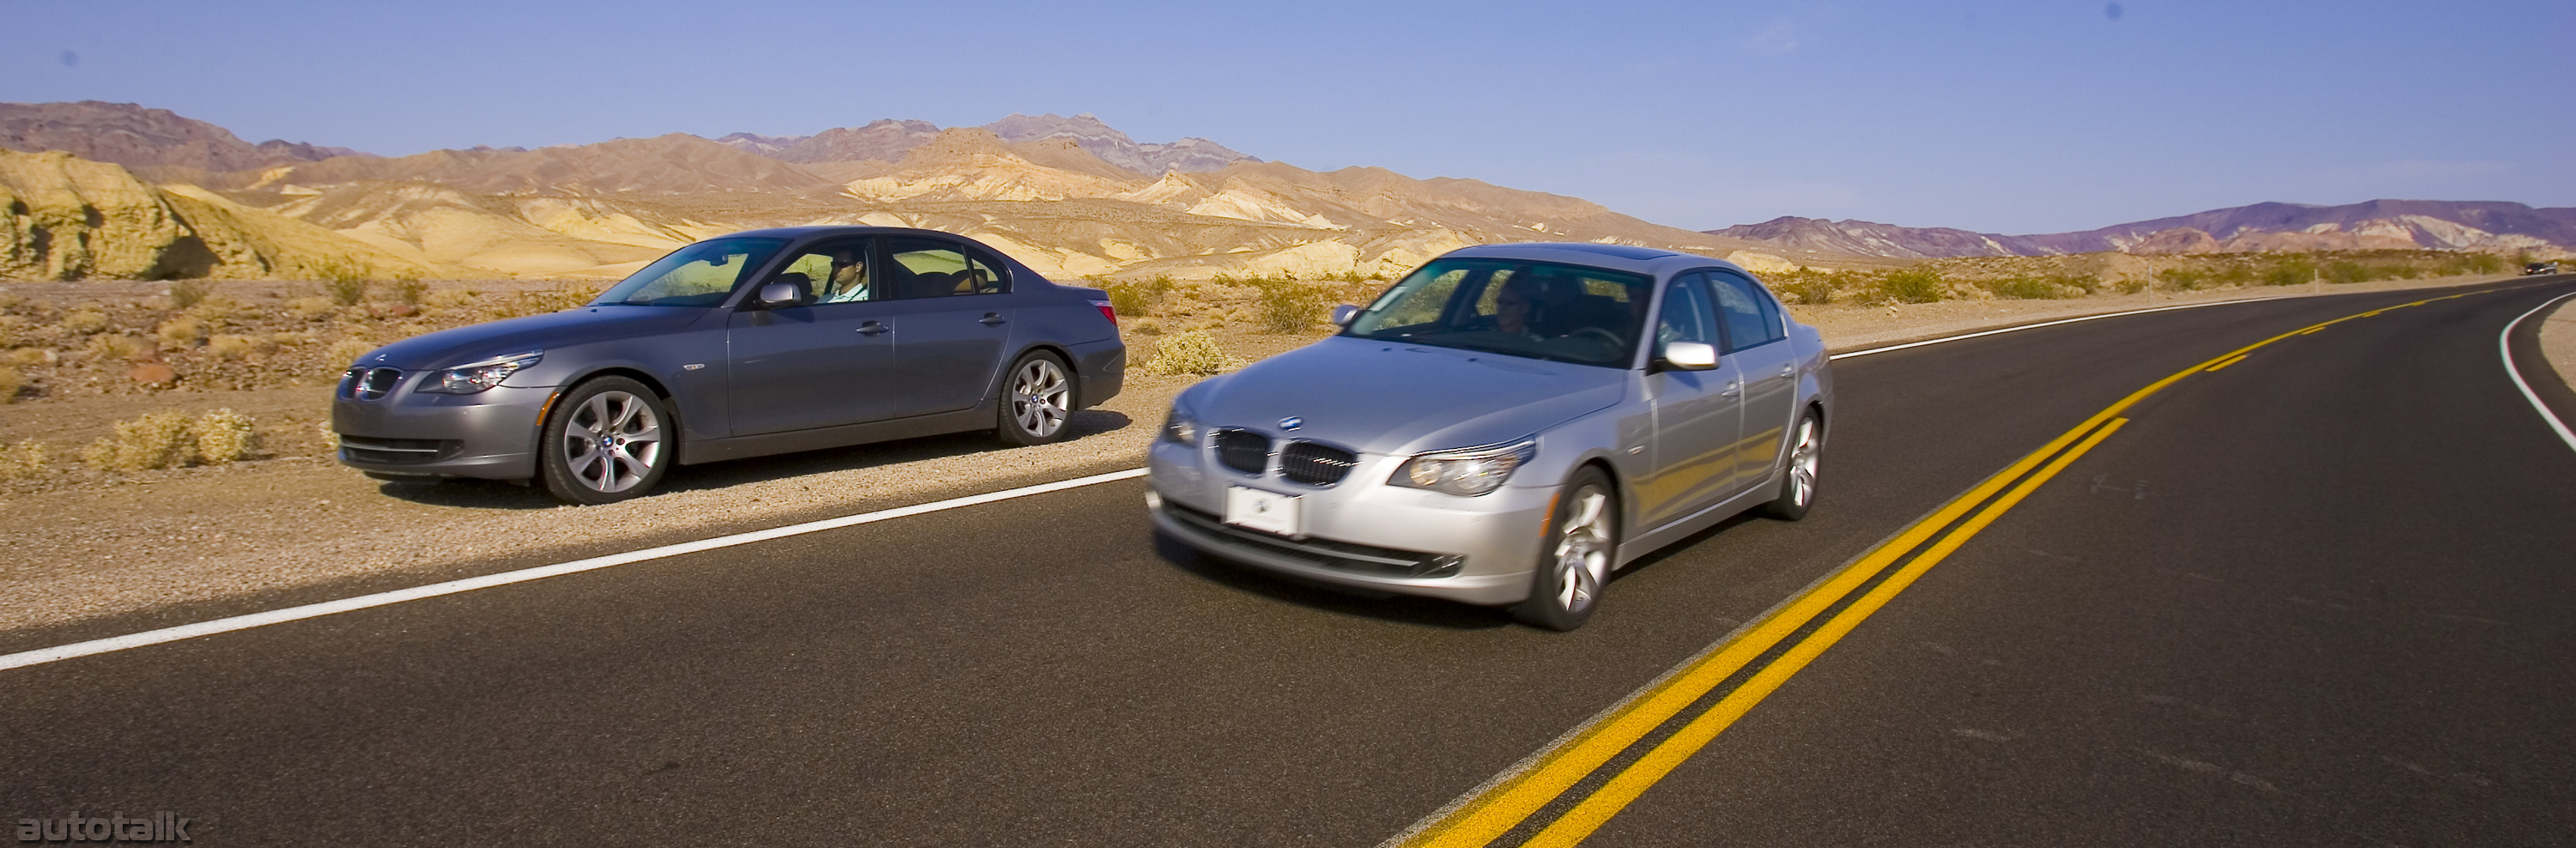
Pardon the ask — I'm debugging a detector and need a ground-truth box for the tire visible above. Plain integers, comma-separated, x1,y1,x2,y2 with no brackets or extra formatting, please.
538,377,672,506
1514,466,1619,631
995,350,1075,446
1760,409,1822,521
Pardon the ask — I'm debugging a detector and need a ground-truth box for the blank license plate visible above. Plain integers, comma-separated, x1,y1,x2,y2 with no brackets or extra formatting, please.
1224,486,1303,537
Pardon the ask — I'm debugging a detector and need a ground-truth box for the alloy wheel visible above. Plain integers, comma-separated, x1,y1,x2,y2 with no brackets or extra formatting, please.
560,390,661,494
1552,485,1613,613
1786,418,1820,507
1010,358,1071,439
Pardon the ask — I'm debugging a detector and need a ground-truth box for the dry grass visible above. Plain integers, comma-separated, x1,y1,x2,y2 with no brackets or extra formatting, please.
1141,330,1245,375
0,438,47,482
0,364,21,403
79,409,259,471
57,309,108,335
155,315,206,348
85,334,152,361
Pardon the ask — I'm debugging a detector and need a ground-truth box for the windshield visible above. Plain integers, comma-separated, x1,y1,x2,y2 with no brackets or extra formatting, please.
1342,258,1652,367
592,238,790,306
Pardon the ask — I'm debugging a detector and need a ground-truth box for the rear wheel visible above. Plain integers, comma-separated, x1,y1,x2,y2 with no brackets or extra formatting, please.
996,351,1074,446
1760,409,1821,520
538,377,671,506
1515,467,1619,631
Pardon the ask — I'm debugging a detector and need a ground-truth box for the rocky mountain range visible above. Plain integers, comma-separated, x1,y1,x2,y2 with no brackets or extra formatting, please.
3,101,1786,282
1710,199,2576,259
0,100,367,175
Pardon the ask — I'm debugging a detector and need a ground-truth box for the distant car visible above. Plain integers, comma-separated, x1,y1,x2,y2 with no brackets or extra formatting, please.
2527,261,2561,276
332,227,1124,504
1147,244,1833,630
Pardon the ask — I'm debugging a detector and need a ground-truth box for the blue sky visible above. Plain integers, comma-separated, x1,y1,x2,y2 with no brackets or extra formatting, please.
6,0,2568,234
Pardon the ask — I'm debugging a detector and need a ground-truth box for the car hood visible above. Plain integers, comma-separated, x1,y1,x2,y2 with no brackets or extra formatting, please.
1183,336,1627,456
357,306,713,370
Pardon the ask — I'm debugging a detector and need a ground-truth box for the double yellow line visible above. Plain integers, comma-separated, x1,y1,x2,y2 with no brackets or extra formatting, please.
1385,289,2489,848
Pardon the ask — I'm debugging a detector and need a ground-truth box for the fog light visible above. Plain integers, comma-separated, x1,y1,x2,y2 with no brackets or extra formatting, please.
1145,489,1163,510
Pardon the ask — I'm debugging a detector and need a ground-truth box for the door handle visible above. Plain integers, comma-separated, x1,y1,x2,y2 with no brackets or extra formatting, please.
855,321,889,336
1720,381,1742,397
980,312,1007,326
1778,364,1796,381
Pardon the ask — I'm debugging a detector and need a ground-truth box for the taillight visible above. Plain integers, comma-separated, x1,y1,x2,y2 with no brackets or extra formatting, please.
1090,299,1116,326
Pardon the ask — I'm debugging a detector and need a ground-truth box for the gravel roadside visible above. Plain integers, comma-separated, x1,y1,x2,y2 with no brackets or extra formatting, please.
0,273,2542,635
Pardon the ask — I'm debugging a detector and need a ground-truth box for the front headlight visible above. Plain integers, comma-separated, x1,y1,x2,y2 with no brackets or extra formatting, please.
1162,408,1201,446
419,350,543,394
1392,437,1537,497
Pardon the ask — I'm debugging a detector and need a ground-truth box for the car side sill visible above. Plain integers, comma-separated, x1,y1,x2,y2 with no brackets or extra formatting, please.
1618,472,1777,567
679,403,995,465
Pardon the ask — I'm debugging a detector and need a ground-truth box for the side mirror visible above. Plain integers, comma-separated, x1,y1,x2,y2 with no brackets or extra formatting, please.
756,282,801,307
1660,340,1718,371
1329,304,1360,327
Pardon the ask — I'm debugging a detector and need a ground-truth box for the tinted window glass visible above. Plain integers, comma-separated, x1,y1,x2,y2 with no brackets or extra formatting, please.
1344,257,1650,367
1657,275,1720,352
774,239,878,304
595,238,788,306
886,238,1007,299
1710,272,1783,351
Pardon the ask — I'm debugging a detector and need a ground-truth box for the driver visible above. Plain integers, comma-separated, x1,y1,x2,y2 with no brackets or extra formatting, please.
1492,276,1540,336
823,247,868,301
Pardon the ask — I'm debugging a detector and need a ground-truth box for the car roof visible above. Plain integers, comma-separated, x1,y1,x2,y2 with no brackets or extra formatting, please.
1445,242,1745,277
715,225,964,242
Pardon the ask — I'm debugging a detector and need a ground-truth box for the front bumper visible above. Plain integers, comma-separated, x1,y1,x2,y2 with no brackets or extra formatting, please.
331,382,553,480
1146,437,1549,606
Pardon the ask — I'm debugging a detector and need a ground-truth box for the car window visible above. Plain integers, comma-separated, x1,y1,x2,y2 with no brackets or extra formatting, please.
1343,257,1650,367
773,239,878,304
1657,275,1720,352
886,237,1008,299
1710,272,1783,351
595,238,789,306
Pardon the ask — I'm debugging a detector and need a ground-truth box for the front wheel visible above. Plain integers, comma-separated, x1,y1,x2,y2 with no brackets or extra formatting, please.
996,351,1075,446
1760,410,1821,520
1515,467,1619,631
538,377,672,506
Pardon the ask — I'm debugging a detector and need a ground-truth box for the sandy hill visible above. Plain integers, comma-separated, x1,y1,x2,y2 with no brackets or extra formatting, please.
3,101,1825,281
0,148,447,281
1712,200,2576,259
0,100,364,175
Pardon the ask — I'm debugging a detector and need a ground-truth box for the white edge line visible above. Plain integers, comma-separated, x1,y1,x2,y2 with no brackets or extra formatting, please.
1827,297,2283,360
2499,291,2576,455
0,467,1150,673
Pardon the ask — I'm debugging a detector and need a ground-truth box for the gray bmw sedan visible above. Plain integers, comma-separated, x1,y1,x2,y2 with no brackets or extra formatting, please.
332,227,1124,504
1147,243,1832,630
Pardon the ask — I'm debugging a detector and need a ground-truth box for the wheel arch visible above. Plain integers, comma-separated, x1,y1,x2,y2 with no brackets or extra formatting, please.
542,366,688,464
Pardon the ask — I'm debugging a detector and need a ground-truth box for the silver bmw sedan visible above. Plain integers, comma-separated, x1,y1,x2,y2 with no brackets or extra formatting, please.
331,227,1125,505
1147,243,1832,630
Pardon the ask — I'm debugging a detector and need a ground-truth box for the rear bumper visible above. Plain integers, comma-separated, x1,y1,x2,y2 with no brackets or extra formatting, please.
1069,337,1124,408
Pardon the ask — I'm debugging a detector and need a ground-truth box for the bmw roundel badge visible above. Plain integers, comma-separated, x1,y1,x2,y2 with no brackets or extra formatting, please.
1279,416,1303,431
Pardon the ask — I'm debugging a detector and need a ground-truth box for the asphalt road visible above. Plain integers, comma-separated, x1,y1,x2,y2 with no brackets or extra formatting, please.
4,279,2572,846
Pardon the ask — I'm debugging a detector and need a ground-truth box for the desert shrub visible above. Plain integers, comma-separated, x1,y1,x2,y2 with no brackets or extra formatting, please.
390,278,429,305
196,409,256,465
287,296,337,321
167,279,211,309
206,335,266,360
1977,276,2072,300
155,315,205,348
1250,276,1333,333
85,335,151,361
1128,317,1164,336
1143,330,1245,375
6,347,47,366
0,365,20,403
324,338,378,373
1771,270,1837,305
2154,269,2212,291
185,296,238,327
424,288,479,309
82,411,196,471
57,309,108,335
2263,256,2318,287
0,439,48,482
312,257,371,305
1098,276,1175,318
1876,268,1949,304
